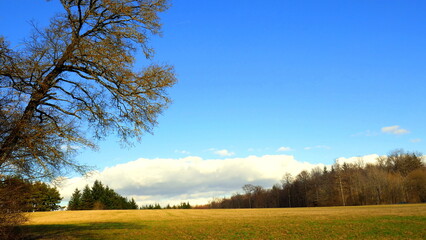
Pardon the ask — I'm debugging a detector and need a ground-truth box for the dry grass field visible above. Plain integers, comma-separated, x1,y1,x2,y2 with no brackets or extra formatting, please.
23,204,426,239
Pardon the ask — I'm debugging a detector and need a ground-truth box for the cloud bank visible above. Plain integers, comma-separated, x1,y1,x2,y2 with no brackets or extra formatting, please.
335,154,380,165
58,154,383,207
58,155,326,206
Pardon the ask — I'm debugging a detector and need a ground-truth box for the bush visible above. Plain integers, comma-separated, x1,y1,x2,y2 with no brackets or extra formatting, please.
0,177,29,239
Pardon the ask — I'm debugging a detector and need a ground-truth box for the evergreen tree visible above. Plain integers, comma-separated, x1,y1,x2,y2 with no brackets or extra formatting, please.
80,185,94,210
29,182,62,211
91,180,107,209
68,188,82,210
0,177,61,212
129,198,138,209
67,180,138,210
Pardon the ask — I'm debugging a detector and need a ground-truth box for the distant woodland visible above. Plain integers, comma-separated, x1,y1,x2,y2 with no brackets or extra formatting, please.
68,180,138,210
0,177,62,212
202,150,426,209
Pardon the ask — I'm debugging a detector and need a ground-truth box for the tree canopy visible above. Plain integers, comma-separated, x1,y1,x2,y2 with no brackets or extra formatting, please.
68,180,138,210
0,176,62,212
0,0,176,179
207,150,425,209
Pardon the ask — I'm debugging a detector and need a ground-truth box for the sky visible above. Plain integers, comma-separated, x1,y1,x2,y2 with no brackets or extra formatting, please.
1,0,425,206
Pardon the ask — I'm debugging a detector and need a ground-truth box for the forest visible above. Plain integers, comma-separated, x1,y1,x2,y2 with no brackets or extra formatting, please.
203,150,426,209
68,180,138,210
0,176,62,212
140,202,192,210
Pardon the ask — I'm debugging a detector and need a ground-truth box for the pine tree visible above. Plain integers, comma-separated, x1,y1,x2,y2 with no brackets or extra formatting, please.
129,198,138,209
68,188,82,210
80,185,94,210
29,182,62,211
91,180,106,209
67,180,138,210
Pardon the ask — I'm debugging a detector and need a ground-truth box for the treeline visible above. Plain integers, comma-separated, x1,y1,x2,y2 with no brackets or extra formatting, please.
140,202,192,209
68,180,138,210
0,176,62,212
206,150,426,209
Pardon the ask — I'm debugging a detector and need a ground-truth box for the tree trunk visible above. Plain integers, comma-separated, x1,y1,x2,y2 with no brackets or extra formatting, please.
0,42,75,167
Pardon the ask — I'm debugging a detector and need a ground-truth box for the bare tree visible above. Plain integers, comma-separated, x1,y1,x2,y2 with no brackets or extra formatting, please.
385,149,424,177
0,0,176,179
334,161,346,206
242,184,255,208
281,173,293,207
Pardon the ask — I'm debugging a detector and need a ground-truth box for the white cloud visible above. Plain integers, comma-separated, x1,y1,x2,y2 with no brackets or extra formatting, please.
57,155,325,207
411,138,421,143
335,154,382,166
381,125,410,135
277,146,292,152
175,150,190,154
56,153,426,208
213,149,235,157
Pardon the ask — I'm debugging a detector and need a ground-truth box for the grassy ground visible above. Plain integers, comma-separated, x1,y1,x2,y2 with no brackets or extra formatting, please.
22,204,426,239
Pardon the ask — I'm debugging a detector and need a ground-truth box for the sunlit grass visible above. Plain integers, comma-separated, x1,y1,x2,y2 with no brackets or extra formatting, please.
23,204,426,239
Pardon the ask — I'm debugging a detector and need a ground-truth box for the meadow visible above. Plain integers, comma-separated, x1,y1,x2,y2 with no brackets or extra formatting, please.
23,204,426,240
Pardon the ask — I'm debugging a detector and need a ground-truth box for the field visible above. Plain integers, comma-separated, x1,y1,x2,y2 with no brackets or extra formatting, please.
23,204,426,239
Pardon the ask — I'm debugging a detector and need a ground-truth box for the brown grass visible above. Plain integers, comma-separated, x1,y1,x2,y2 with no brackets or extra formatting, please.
24,204,426,239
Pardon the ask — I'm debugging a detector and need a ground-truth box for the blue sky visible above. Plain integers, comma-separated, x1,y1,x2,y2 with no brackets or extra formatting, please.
1,0,425,205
